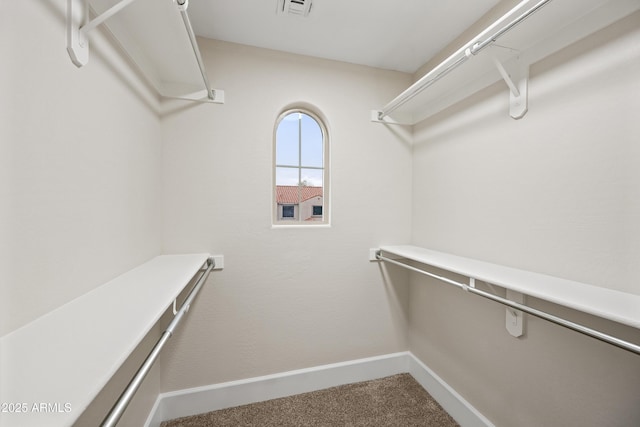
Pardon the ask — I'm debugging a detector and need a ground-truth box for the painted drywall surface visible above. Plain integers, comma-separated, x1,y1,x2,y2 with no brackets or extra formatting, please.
1,1,162,336
0,1,12,334
409,13,640,427
160,39,413,392
2,1,163,425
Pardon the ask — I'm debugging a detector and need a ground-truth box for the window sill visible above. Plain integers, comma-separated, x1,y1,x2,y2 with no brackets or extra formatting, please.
271,223,331,229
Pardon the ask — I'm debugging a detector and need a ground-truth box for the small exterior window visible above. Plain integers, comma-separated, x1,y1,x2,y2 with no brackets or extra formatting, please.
274,108,329,225
282,205,295,218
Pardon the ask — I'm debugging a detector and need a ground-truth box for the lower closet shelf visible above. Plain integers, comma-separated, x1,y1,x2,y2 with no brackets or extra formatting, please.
377,245,640,331
0,253,210,427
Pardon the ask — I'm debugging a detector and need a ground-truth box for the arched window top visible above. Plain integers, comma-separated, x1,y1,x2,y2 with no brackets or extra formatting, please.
273,108,329,226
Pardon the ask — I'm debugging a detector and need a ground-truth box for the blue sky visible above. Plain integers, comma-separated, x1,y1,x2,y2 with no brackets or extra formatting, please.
275,112,323,187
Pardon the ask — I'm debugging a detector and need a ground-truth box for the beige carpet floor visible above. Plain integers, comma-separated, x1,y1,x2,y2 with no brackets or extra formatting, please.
161,373,459,426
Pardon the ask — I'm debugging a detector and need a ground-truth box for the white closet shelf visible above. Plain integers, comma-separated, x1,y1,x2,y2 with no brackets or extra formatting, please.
374,0,640,125
68,0,224,103
378,245,640,330
0,253,210,427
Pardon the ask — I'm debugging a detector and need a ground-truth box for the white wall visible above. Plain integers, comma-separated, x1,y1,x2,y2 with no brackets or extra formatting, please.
1,1,164,424
159,39,413,391
1,0,163,336
6,3,638,426
410,12,640,427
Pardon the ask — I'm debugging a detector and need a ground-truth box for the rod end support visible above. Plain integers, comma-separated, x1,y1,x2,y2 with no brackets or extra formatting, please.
211,255,224,270
175,0,189,11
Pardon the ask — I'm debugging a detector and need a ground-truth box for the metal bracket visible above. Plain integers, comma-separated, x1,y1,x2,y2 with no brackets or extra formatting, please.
67,0,140,67
176,0,189,11
67,0,89,67
462,277,476,292
505,289,525,337
211,254,224,270
493,57,529,119
370,110,408,126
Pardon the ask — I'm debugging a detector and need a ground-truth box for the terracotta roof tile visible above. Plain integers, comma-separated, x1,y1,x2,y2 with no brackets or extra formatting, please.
276,185,323,204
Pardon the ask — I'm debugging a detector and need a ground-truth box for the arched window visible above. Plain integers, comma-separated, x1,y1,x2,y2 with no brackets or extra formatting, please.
274,109,329,225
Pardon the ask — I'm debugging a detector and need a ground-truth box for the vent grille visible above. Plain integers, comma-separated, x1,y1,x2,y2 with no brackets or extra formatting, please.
277,0,313,17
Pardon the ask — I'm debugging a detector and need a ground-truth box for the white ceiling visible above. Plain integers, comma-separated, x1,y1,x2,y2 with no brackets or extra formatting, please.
188,0,502,74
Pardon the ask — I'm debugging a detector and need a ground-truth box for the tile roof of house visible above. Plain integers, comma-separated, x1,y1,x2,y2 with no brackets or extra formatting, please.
276,185,323,204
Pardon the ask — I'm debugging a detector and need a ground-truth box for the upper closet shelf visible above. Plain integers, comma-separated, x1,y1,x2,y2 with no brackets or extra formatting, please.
0,253,212,427
67,0,224,103
373,0,640,125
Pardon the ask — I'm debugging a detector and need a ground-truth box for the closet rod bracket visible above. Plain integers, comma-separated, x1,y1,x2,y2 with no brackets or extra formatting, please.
176,0,189,11
370,110,406,125
67,0,140,67
493,56,529,119
505,289,525,337
67,0,89,67
462,277,476,292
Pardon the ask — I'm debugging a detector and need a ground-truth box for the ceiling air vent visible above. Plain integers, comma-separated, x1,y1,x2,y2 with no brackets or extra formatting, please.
277,0,313,17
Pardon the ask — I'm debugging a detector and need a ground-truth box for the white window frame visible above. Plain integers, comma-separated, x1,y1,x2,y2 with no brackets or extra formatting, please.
273,107,330,227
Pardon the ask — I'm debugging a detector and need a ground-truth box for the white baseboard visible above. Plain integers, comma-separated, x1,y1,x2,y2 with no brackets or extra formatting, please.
145,352,493,427
407,355,495,427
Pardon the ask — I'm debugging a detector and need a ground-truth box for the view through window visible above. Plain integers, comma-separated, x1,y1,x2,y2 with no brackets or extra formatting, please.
274,110,327,224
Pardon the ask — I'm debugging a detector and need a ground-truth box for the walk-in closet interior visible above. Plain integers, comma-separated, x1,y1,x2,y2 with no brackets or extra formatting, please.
2,0,639,426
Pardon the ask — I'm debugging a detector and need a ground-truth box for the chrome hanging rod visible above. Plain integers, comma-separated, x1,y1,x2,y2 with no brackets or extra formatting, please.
101,257,215,427
176,0,215,101
376,253,640,356
378,0,552,121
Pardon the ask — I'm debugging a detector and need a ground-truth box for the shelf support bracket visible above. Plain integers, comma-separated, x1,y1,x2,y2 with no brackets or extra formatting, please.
505,289,525,337
370,110,407,126
493,57,529,119
67,0,140,67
